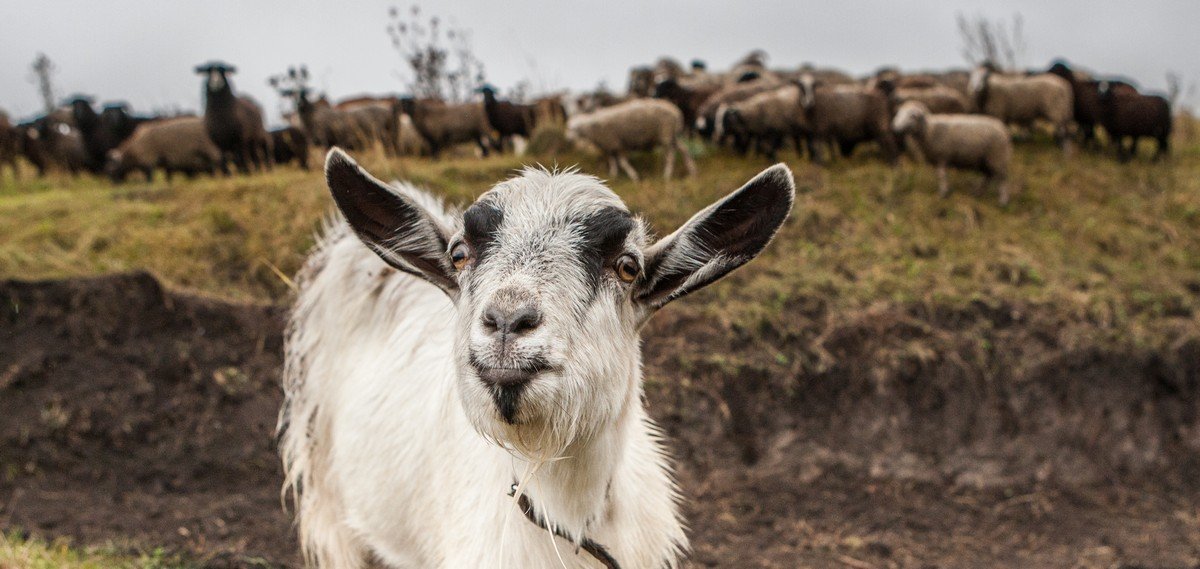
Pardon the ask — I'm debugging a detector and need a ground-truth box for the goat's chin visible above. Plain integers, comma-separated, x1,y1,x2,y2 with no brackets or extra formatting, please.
464,397,582,461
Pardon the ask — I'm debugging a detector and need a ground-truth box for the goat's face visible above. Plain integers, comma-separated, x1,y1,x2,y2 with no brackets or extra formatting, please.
325,149,796,458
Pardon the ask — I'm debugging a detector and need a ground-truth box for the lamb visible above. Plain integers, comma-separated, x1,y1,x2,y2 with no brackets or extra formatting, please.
1096,81,1172,162
280,148,795,569
968,65,1074,152
400,97,496,158
0,110,19,179
566,98,696,181
105,117,224,182
195,61,272,173
715,84,811,161
891,101,1013,205
796,75,899,164
270,125,311,169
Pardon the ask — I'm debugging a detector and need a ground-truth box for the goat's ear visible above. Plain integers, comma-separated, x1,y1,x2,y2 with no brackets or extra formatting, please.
324,148,458,294
637,164,794,309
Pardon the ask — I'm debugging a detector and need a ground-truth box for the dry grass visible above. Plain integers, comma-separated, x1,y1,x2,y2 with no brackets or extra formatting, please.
0,532,194,569
1,134,1198,342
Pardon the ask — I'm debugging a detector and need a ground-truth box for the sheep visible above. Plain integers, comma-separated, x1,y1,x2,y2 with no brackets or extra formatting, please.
400,97,497,158
968,65,1074,152
19,112,88,176
105,117,225,182
796,75,899,164
1046,61,1138,148
195,61,272,173
652,76,723,136
479,84,537,152
567,98,696,181
875,80,969,115
270,125,311,169
68,97,155,173
0,110,19,180
290,91,399,154
714,84,811,161
892,101,1013,205
1096,81,1172,162
280,148,795,569
694,77,784,140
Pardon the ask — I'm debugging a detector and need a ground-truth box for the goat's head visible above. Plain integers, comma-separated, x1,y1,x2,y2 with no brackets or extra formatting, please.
325,149,794,457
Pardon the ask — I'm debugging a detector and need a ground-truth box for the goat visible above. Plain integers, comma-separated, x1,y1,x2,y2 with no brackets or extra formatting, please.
195,61,272,173
280,149,795,568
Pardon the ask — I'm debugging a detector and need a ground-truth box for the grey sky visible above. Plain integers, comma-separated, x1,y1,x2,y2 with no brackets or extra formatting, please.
2,1,1196,125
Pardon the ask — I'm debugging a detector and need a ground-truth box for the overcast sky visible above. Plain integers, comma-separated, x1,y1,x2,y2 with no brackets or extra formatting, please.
2,1,1196,125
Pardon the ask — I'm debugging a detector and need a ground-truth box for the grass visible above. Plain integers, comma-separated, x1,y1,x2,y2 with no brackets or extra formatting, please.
0,532,194,569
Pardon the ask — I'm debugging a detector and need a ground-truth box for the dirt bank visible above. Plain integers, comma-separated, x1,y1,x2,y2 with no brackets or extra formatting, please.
1,273,1197,567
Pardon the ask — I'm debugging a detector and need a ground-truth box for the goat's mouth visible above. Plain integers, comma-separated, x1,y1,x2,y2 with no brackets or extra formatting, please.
468,355,556,424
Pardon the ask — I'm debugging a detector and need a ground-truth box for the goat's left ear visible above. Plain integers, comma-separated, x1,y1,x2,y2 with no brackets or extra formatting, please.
637,164,794,309
325,149,459,294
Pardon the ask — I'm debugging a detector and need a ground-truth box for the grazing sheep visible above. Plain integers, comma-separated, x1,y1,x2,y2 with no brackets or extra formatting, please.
652,76,723,135
1046,61,1138,148
892,101,1013,205
400,98,496,158
796,75,899,164
715,84,811,160
20,112,88,176
694,77,784,140
1097,82,1172,162
105,117,224,182
0,110,19,179
280,148,795,569
968,66,1074,152
875,80,969,115
270,126,311,169
480,84,537,152
195,61,272,173
567,98,696,181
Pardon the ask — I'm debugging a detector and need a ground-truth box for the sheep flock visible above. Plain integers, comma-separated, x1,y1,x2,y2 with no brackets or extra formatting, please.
0,52,1181,203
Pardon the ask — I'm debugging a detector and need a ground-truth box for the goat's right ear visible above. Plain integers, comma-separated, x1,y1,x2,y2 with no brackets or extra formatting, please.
325,149,459,294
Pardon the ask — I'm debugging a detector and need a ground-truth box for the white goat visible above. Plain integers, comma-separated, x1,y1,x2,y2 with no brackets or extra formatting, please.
279,149,795,568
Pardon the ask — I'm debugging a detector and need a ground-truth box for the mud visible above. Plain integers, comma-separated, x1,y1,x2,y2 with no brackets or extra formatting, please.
1,273,1197,567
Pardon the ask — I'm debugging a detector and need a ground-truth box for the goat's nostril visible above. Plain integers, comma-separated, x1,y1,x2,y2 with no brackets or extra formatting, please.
482,304,542,336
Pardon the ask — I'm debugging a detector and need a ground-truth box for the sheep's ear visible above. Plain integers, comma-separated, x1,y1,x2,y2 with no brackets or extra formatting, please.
637,164,794,309
325,149,458,294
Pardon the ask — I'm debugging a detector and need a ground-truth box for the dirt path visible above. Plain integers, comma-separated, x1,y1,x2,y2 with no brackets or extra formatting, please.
1,273,1197,567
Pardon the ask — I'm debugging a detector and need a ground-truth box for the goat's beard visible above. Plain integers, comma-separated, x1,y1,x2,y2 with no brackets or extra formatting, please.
461,378,586,462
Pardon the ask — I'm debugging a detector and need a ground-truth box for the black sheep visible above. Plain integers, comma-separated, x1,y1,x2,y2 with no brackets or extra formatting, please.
195,61,271,174
68,97,153,172
1097,82,1172,161
479,85,535,153
270,126,310,170
1046,61,1138,149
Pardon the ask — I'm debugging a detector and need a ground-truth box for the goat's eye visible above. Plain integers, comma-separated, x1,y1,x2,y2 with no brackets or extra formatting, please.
614,254,641,284
449,242,473,271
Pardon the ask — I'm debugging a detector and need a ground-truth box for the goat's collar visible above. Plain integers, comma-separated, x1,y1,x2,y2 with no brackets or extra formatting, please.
508,483,622,569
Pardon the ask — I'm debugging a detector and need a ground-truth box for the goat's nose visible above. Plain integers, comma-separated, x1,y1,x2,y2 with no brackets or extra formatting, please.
482,304,542,337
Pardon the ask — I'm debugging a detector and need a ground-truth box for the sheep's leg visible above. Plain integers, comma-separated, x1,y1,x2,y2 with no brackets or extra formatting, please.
937,164,950,198
607,155,619,179
996,177,1011,206
677,137,697,177
1057,124,1074,157
617,154,640,182
663,141,676,180
1155,135,1170,161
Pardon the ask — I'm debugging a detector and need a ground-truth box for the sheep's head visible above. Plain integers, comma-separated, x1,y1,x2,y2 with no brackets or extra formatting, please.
796,74,817,110
891,101,929,135
968,66,992,96
195,62,236,93
325,149,795,458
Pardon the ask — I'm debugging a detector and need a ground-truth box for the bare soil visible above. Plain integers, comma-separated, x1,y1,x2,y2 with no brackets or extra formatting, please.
1,273,1198,568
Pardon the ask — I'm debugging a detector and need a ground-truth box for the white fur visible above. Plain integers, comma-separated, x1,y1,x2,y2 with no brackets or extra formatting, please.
281,169,688,568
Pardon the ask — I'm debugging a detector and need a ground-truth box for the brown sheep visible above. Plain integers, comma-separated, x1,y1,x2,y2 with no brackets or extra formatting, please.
969,66,1075,152
567,98,696,181
797,75,899,164
106,117,224,182
400,98,496,158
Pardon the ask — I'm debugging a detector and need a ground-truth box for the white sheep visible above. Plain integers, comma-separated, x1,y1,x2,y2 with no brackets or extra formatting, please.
566,99,696,182
891,101,1013,205
279,149,795,568
968,66,1074,152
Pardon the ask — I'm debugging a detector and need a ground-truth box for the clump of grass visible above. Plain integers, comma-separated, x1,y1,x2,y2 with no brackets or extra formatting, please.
0,531,194,569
